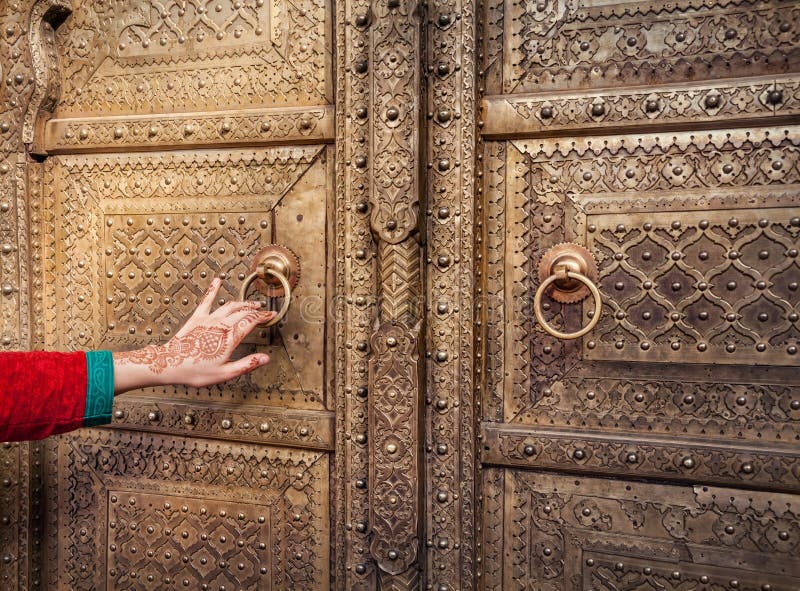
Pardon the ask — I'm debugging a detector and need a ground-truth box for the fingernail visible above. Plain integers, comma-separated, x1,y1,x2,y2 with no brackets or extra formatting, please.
261,355,270,364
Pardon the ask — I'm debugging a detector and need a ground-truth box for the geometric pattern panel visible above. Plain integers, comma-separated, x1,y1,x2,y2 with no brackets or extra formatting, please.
484,132,800,445
107,492,271,589
104,211,272,340
45,430,329,591
45,146,328,408
481,468,800,591
587,206,800,365
55,0,330,117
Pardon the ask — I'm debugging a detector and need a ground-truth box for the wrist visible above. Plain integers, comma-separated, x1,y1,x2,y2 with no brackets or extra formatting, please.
113,344,175,394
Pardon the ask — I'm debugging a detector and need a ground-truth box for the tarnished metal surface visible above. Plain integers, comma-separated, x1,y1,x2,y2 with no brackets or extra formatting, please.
44,430,330,590
17,1,339,590
482,468,800,590
1,0,798,589
478,0,800,588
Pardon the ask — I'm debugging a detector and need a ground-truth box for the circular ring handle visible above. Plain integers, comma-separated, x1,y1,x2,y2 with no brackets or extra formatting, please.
533,270,602,340
239,267,292,327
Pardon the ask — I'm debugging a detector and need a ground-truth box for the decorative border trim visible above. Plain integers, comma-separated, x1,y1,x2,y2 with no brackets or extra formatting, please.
424,0,479,587
109,398,335,451
42,106,335,154
482,423,800,492
483,77,800,139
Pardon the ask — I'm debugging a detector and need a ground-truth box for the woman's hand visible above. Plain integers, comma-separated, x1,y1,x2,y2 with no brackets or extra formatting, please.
112,278,274,394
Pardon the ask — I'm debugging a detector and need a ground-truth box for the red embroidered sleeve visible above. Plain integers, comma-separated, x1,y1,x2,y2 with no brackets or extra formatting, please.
0,351,110,442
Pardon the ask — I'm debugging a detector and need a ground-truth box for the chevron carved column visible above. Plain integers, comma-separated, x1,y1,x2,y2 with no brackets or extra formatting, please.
365,0,423,588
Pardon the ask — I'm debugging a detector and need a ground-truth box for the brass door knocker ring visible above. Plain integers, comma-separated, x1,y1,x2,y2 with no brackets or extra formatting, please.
534,243,601,340
239,245,300,327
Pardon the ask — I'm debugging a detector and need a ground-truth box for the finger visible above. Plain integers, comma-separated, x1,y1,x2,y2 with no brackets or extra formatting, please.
210,299,262,320
229,310,277,344
196,277,222,316
222,353,271,381
219,300,264,318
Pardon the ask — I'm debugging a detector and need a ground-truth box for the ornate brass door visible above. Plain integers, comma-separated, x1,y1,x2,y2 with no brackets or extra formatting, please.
477,0,800,589
8,0,337,589
1,0,799,590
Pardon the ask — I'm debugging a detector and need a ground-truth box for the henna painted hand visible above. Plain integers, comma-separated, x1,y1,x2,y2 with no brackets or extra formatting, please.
113,277,275,393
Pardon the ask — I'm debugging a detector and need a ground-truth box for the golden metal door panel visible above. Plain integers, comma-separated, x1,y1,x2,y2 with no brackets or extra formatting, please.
483,0,800,96
54,0,332,118
481,130,799,443
42,430,329,590
42,147,329,412
481,468,800,590
477,0,800,584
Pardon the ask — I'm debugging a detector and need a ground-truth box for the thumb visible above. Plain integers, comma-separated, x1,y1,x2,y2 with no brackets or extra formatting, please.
223,353,271,380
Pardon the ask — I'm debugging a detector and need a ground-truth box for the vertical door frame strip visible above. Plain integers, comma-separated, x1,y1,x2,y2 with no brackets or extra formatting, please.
423,0,479,588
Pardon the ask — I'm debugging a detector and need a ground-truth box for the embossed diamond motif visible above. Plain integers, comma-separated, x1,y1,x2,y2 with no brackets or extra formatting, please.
192,259,218,283
739,298,786,334
173,235,197,266
684,295,726,334
599,266,639,301
626,237,669,274
186,547,218,580
683,233,727,272
136,286,162,317
655,266,696,306
208,236,236,267
173,284,199,313
769,263,800,302
710,266,757,302
137,236,163,263
119,261,144,284
628,294,669,335
154,259,181,286
739,232,785,269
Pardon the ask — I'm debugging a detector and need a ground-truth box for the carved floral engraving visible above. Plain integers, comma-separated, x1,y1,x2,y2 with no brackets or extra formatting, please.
46,430,329,590
55,0,330,116
481,470,800,590
368,323,420,575
497,0,800,93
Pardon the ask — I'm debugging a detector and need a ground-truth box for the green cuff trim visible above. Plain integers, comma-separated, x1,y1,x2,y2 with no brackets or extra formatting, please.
84,350,115,427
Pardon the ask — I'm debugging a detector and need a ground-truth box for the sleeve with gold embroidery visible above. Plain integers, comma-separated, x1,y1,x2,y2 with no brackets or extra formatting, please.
0,351,115,442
